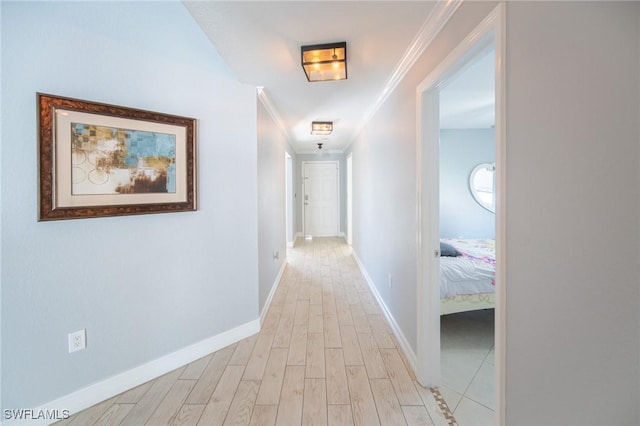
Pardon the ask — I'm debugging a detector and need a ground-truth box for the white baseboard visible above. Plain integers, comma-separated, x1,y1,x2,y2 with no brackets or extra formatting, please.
260,261,287,326
288,232,303,247
3,320,260,426
351,250,418,373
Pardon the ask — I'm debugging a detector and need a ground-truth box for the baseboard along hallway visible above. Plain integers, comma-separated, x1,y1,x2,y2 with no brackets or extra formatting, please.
58,237,454,426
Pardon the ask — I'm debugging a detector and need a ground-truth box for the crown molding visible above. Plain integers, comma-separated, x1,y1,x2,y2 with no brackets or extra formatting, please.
348,0,463,146
296,148,344,156
256,86,289,138
258,0,463,155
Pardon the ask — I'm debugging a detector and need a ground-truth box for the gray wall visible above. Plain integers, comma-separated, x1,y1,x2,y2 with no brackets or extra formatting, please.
439,129,495,238
347,0,499,365
257,100,291,311
1,1,259,411
349,1,639,424
295,153,346,236
505,2,639,423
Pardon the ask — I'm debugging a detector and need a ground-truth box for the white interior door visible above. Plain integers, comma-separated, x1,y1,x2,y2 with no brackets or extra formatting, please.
303,161,339,237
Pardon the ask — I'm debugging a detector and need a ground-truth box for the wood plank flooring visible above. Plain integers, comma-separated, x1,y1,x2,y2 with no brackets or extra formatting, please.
59,237,453,426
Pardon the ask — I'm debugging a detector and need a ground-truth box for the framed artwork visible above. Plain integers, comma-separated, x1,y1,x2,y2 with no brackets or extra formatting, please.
37,93,197,220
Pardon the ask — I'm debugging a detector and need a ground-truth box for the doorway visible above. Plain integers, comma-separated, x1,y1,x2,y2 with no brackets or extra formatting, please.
285,153,294,247
302,161,340,237
415,4,506,424
346,153,353,246
438,46,496,422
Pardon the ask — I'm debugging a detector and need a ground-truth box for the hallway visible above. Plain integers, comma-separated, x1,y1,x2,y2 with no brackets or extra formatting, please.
58,237,454,425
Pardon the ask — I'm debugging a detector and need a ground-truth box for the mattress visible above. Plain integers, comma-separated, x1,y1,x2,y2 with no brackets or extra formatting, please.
440,238,495,299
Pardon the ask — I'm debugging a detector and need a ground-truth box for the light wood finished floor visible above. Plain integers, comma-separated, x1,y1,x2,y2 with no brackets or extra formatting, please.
58,237,452,426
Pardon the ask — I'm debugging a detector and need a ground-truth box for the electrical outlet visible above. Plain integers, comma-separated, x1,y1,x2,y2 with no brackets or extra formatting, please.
273,251,280,262
388,274,393,289
68,329,86,353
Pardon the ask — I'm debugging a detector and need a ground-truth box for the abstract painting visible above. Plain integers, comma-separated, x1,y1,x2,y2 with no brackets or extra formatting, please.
38,94,196,220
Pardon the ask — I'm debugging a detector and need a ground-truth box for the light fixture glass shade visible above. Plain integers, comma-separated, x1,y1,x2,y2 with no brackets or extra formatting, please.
311,121,333,135
301,42,347,82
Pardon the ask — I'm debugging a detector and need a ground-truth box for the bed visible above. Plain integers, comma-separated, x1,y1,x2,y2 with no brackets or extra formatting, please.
440,238,495,315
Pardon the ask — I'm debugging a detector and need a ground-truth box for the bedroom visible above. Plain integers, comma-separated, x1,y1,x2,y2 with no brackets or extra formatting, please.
437,47,496,423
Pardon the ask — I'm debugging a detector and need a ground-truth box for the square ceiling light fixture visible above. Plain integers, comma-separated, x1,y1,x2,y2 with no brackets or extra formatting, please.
301,42,347,82
311,121,333,135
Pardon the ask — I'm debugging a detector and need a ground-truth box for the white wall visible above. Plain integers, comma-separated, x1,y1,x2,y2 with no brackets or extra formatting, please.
1,1,259,412
257,99,291,311
439,129,495,239
349,1,639,424
504,2,639,424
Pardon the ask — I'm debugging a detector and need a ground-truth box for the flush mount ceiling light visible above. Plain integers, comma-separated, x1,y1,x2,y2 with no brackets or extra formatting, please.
311,121,333,135
301,42,347,82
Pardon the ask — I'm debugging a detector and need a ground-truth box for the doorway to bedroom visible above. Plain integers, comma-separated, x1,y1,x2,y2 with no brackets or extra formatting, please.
437,46,496,424
415,5,505,425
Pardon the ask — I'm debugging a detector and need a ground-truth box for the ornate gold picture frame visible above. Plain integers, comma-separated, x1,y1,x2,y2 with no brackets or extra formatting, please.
38,94,197,220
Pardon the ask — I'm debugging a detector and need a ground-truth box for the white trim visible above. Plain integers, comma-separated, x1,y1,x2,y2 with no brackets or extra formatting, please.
289,232,303,247
296,148,344,155
3,320,260,426
415,4,506,424
348,0,463,146
416,8,499,93
493,5,507,424
260,262,287,326
285,152,294,247
416,88,441,388
346,153,353,246
352,251,418,374
257,87,289,140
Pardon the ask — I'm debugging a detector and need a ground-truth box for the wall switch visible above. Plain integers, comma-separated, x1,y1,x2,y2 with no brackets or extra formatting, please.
68,329,86,353
388,274,393,289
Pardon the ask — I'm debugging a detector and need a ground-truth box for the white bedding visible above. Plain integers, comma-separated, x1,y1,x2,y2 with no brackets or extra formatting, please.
440,239,495,299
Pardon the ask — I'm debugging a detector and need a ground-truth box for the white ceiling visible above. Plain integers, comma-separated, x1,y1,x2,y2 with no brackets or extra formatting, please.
184,1,436,153
440,48,495,129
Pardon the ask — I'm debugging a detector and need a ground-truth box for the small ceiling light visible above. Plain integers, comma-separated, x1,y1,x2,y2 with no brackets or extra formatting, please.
311,121,333,135
301,42,347,82
316,142,327,156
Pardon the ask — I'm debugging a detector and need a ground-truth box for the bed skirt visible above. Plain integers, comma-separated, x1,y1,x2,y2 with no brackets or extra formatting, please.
441,293,494,315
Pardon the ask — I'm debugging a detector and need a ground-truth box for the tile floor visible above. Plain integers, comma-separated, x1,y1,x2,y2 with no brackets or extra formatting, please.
57,237,455,426
439,310,495,426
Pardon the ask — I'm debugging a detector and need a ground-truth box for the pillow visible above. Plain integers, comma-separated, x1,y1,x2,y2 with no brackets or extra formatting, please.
440,242,461,257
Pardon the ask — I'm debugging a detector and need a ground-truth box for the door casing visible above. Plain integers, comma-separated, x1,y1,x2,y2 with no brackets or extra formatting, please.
415,4,506,425
346,153,353,245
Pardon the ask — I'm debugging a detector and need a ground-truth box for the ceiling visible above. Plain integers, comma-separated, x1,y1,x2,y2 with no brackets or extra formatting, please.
440,48,495,129
184,2,493,153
